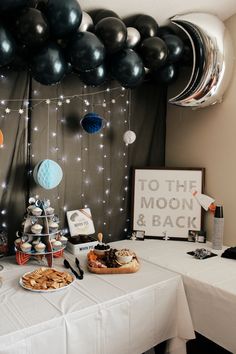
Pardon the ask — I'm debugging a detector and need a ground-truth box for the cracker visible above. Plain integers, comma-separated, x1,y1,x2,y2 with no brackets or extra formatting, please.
21,267,74,291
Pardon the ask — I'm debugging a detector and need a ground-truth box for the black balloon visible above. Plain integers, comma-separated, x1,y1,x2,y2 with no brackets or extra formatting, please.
46,0,82,38
67,32,105,72
0,24,16,67
139,37,168,69
9,44,31,70
79,63,107,86
0,0,29,12
111,49,145,88
95,17,127,54
31,42,67,85
94,9,120,24
133,15,158,38
154,63,178,84
159,26,175,38
15,8,49,47
163,34,184,63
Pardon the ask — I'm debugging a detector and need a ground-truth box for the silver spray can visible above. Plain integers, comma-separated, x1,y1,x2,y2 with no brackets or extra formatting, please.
212,205,224,250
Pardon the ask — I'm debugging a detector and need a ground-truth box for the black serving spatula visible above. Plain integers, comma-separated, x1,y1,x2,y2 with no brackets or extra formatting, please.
64,259,82,280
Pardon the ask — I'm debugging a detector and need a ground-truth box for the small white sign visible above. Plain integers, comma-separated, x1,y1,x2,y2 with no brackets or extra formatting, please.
67,208,95,236
132,168,204,239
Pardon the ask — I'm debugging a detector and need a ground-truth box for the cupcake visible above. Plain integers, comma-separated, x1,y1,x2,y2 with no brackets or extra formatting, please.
14,238,22,250
49,221,59,233
32,207,42,217
59,235,68,247
50,238,56,245
32,237,41,248
20,242,32,253
45,207,54,215
35,242,46,253
27,205,35,214
52,240,62,251
31,224,43,234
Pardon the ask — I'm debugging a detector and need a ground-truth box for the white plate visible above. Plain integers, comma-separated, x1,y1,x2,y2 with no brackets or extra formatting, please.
19,268,75,293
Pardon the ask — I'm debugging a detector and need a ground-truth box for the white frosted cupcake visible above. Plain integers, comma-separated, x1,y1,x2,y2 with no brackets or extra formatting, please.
45,207,54,215
53,240,62,251
49,221,59,233
32,237,41,248
59,236,68,247
32,207,42,216
31,224,43,234
35,242,46,253
14,238,22,250
20,242,32,253
27,205,35,214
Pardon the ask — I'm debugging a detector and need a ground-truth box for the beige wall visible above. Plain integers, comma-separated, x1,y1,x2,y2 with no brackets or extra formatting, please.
166,14,236,246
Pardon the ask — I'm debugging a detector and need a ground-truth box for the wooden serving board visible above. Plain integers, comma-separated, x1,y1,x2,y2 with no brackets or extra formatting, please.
88,258,140,274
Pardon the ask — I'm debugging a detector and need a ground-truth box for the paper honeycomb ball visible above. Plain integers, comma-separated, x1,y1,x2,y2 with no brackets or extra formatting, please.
80,112,104,134
33,159,63,190
123,130,136,144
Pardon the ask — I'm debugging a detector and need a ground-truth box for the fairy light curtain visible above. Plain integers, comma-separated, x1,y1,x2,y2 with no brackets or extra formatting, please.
0,71,166,252
0,70,29,249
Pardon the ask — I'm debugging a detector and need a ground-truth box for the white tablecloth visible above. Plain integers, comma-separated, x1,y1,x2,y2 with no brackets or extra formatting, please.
0,253,194,354
112,239,236,353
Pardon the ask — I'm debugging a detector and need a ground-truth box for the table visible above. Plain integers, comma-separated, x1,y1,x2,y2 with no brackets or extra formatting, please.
112,239,236,353
0,252,194,354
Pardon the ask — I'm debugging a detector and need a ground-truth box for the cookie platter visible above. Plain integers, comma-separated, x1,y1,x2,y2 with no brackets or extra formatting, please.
19,267,75,292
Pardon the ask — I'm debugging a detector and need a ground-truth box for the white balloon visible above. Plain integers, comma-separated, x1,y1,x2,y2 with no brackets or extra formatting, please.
123,130,136,144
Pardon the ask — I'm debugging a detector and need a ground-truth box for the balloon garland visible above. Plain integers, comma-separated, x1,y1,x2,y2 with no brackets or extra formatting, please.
0,0,183,89
0,0,233,107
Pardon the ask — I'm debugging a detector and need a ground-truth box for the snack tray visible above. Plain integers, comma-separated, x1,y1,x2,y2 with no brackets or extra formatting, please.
88,258,140,274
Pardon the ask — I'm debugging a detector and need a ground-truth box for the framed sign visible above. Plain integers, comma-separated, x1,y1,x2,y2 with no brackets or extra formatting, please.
132,168,204,239
67,208,95,236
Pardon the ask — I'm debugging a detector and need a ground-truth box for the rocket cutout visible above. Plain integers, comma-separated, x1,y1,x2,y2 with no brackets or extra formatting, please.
192,191,216,213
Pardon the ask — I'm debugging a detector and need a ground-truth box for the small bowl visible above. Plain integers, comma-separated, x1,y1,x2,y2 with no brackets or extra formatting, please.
93,249,106,256
115,249,133,264
93,244,110,256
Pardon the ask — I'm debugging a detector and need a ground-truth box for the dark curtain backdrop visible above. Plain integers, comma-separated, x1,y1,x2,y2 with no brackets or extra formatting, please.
0,71,167,254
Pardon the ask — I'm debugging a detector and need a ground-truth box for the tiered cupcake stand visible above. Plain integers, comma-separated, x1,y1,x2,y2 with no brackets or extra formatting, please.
15,202,65,267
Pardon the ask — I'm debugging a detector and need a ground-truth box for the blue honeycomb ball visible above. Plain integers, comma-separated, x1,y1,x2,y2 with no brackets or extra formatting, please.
81,112,104,134
33,159,63,190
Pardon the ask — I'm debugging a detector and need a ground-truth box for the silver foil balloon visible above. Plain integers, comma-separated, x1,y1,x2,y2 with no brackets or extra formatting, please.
169,13,234,108
78,11,94,32
126,27,141,48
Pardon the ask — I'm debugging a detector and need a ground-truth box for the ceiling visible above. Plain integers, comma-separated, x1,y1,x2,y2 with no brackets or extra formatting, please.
79,0,236,25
